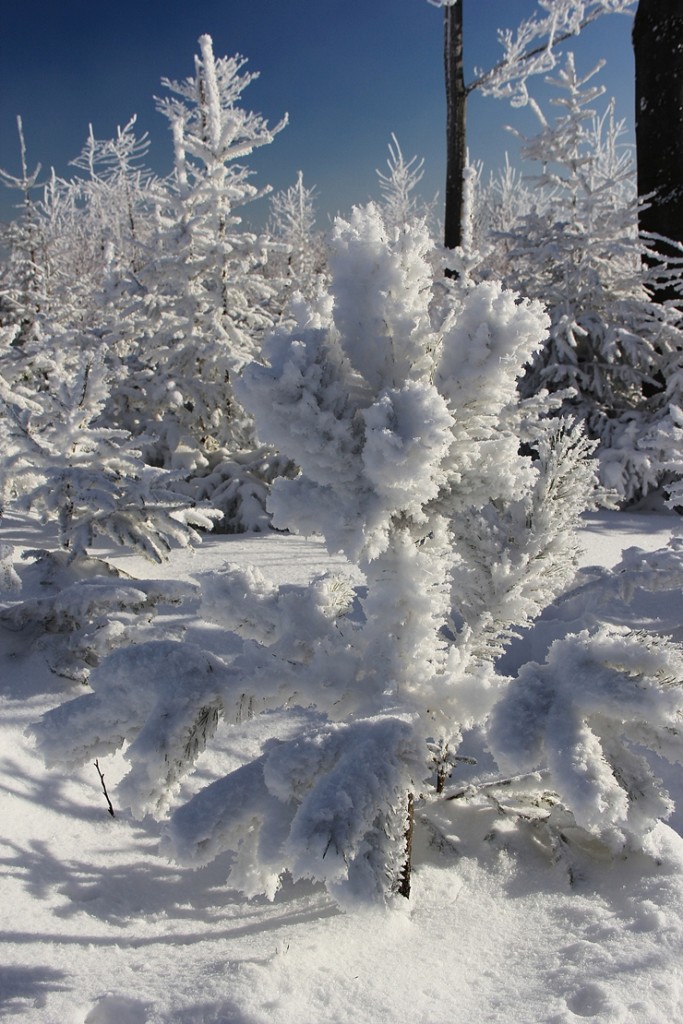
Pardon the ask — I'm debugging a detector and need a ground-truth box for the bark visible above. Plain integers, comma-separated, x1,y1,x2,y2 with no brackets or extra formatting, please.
633,0,683,284
444,1,467,253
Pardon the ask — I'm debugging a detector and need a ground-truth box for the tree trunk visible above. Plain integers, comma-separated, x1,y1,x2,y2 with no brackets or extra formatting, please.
444,1,467,253
397,792,415,899
633,0,683,293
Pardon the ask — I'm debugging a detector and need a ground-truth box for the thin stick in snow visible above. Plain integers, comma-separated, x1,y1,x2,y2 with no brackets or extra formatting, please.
94,759,115,817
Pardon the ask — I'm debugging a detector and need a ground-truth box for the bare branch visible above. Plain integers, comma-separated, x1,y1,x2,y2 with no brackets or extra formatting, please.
94,759,115,817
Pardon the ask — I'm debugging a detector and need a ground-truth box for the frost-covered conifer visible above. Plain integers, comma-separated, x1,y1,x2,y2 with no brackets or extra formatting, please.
473,155,541,278
69,117,160,283
500,56,683,502
0,350,221,563
92,36,293,530
0,119,49,348
1,561,198,683
44,118,163,337
34,202,610,906
107,36,287,470
266,171,326,306
1,117,159,344
376,134,433,233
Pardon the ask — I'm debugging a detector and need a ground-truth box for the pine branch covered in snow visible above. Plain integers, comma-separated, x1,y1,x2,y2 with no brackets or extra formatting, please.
166,714,421,907
30,640,228,812
487,625,683,854
450,422,600,671
471,1,637,107
4,556,198,682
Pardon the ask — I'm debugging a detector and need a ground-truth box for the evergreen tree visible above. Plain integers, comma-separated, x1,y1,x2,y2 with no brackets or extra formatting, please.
0,118,49,348
500,56,683,502
1,118,160,342
107,35,287,467
67,117,162,296
435,0,637,252
473,155,541,279
31,203,609,906
0,349,220,563
376,134,432,232
266,171,326,307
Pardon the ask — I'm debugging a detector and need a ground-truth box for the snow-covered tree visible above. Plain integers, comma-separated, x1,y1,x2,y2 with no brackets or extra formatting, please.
0,349,221,563
499,55,683,502
376,134,433,233
266,171,326,306
0,118,49,348
107,35,287,469
32,202,619,907
1,116,160,344
89,36,295,531
472,155,541,278
434,0,637,250
69,117,158,276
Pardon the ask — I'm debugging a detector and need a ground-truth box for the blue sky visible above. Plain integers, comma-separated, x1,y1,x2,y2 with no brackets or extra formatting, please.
0,1,636,228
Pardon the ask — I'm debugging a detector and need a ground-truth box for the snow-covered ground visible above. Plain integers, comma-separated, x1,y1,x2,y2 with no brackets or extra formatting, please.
1,508,683,1024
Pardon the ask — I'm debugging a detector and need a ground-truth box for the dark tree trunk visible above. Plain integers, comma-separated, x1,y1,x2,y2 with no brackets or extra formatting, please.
397,793,415,899
444,1,466,253
633,0,683,292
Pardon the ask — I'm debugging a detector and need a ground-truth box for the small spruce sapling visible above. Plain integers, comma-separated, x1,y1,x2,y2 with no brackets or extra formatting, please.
0,118,47,348
1,350,221,563
376,134,433,233
106,36,287,466
267,170,326,307
157,206,683,880
33,201,591,906
100,36,293,530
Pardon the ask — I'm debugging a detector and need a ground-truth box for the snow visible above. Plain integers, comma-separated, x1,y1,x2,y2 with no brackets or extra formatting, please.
2,508,683,1023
